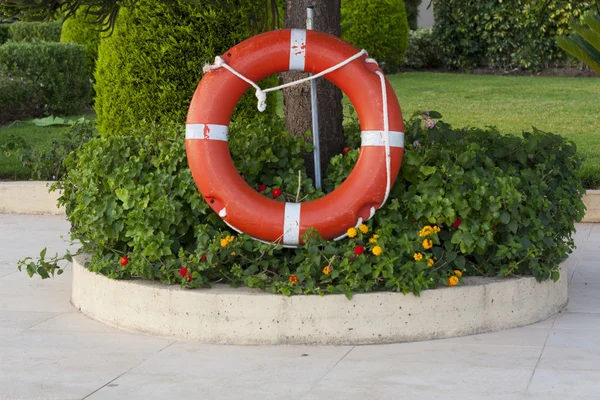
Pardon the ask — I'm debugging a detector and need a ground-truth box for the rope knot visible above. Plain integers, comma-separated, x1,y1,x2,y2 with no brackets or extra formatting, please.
255,89,267,112
202,56,225,74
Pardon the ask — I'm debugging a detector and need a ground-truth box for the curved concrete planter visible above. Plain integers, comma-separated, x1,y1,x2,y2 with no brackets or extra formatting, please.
0,182,63,215
72,255,568,345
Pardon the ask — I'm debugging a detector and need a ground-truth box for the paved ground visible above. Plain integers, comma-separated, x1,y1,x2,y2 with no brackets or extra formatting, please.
1,214,599,400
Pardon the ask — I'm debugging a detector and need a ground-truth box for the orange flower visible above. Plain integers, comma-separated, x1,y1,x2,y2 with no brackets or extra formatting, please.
413,252,423,261
454,270,463,278
447,276,459,286
422,239,433,249
289,274,298,284
322,265,333,275
428,258,434,267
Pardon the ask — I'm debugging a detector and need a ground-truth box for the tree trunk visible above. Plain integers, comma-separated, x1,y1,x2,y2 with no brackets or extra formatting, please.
283,0,344,183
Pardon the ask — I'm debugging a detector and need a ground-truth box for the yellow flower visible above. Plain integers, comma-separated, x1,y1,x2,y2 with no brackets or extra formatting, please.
433,226,441,233
220,235,234,248
347,227,358,238
413,252,423,261
231,252,236,256
419,226,434,237
428,258,434,267
358,224,368,234
422,239,433,249
454,270,463,278
447,276,459,286
369,234,379,244
322,265,332,275
372,246,383,256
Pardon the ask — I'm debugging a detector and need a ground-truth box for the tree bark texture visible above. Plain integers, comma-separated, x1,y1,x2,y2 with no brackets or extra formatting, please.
283,0,344,181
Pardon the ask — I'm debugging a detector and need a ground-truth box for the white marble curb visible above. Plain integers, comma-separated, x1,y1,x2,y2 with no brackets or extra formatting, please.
0,181,64,215
71,254,568,345
582,190,600,222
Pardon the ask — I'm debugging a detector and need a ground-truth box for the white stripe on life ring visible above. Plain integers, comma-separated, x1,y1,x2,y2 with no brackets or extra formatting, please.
186,124,229,141
289,29,307,71
361,131,404,148
283,202,301,245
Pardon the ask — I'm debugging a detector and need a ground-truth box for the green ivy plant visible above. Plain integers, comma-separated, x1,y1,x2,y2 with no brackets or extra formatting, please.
20,113,585,298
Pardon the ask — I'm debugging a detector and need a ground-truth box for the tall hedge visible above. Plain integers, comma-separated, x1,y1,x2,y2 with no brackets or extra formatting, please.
433,0,600,71
61,11,101,80
341,0,409,71
0,42,91,114
94,0,276,136
8,21,62,42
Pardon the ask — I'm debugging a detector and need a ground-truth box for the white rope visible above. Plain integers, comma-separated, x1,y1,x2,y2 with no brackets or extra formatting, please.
203,47,392,236
203,49,368,112
365,58,391,208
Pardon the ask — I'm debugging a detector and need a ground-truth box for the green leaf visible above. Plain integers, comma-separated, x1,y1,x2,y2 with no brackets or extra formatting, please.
500,211,511,224
419,166,437,176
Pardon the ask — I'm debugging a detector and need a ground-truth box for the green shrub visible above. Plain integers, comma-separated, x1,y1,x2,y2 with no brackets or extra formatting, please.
342,0,410,71
61,11,101,82
94,0,276,136
0,24,9,44
0,42,91,115
432,0,598,71
402,28,441,69
8,21,62,42
0,75,45,124
24,113,584,297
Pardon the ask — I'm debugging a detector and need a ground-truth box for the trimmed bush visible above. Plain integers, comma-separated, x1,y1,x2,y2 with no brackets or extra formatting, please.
8,21,62,42
0,75,45,124
94,0,276,136
0,24,10,44
402,28,441,69
60,11,101,80
0,42,91,115
342,0,409,71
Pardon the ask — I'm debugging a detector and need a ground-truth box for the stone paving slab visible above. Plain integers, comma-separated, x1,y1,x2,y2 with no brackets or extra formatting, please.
0,215,599,399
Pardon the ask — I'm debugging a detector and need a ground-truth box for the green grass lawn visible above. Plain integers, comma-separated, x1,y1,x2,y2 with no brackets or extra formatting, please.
388,72,600,187
0,113,96,180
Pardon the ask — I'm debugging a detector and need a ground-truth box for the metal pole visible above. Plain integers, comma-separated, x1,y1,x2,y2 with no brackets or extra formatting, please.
307,6,322,189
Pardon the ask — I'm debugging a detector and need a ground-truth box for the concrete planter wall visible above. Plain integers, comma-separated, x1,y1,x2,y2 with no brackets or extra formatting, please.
71,255,568,345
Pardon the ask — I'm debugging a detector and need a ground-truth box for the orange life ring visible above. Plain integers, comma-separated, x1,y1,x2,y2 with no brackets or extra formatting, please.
186,29,404,246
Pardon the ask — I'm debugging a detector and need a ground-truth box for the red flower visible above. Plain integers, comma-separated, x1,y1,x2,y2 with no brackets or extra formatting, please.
179,266,188,277
289,274,298,284
185,274,193,283
349,256,356,262
354,245,365,255
343,147,351,154
258,184,267,192
119,256,129,266
452,218,462,228
272,188,282,198
201,254,207,261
